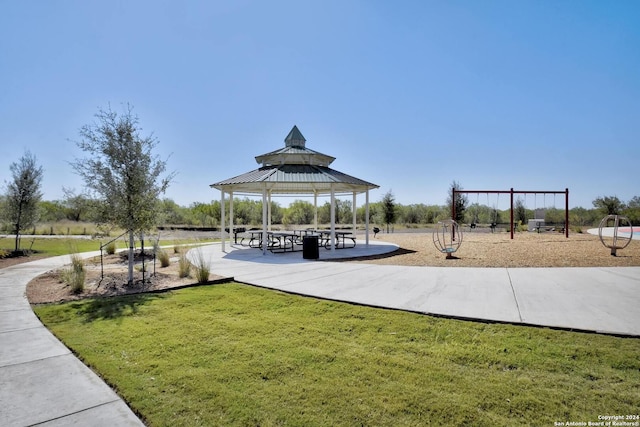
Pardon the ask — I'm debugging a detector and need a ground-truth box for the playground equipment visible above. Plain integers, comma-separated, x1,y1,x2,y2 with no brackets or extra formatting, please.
452,188,569,239
433,219,463,259
598,215,633,256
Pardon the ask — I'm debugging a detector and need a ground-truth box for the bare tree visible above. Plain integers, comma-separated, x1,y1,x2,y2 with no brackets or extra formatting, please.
71,104,175,284
2,151,44,252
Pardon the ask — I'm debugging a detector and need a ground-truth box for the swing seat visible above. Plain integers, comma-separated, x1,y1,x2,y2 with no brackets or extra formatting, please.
440,246,457,253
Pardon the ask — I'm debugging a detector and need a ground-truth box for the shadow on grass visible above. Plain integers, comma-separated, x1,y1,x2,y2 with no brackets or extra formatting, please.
71,293,168,323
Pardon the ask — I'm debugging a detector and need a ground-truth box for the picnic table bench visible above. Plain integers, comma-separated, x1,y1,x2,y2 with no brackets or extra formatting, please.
239,229,356,251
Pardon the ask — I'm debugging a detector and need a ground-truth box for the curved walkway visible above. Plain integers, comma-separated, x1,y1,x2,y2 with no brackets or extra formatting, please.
197,240,640,336
0,253,144,426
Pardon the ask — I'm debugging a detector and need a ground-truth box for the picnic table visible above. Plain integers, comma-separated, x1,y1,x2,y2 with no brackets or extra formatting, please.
239,229,356,251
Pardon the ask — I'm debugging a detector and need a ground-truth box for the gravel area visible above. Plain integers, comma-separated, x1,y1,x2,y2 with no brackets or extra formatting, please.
357,230,640,268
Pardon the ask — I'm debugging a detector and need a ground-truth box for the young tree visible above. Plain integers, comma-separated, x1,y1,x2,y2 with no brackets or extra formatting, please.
381,190,397,233
2,151,44,252
514,197,527,226
71,104,175,284
446,181,468,223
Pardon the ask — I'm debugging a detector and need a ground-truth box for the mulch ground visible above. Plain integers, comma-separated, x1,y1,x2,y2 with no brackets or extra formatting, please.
357,230,640,268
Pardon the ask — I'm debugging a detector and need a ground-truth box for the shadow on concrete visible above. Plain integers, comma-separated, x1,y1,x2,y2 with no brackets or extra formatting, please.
325,247,417,263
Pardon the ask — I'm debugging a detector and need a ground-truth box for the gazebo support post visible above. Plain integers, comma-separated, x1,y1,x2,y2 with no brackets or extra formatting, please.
262,187,268,255
229,191,234,246
365,189,370,246
330,186,336,251
268,191,272,231
314,191,318,231
221,190,226,252
352,191,357,240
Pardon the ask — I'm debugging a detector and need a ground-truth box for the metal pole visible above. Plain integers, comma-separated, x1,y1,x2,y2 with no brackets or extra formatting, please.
451,188,456,221
565,188,569,238
510,188,514,239
451,188,456,242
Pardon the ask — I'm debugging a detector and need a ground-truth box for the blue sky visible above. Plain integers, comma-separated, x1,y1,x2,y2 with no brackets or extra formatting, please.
1,0,638,210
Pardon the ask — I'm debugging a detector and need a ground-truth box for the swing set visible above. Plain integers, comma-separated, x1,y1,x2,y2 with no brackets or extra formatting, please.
452,187,569,239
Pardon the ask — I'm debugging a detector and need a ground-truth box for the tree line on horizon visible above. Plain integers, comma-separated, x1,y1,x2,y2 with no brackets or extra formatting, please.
2,105,638,264
3,191,638,233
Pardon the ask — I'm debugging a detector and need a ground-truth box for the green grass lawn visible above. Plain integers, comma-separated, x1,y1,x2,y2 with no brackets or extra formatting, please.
34,284,639,426
0,236,213,258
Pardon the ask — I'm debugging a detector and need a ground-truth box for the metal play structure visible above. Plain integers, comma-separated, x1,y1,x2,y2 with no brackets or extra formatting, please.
598,214,634,256
432,219,463,259
452,188,569,239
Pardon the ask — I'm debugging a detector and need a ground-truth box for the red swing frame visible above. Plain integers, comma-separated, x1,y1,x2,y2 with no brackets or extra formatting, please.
452,188,569,239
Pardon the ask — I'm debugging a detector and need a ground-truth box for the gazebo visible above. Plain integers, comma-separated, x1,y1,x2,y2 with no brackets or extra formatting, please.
210,126,379,253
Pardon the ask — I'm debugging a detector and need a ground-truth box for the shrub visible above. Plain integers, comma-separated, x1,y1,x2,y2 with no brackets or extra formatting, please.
105,241,117,255
178,252,191,278
62,253,85,293
157,249,170,267
193,248,210,284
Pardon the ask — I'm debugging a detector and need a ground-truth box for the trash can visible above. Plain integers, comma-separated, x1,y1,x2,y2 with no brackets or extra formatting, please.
303,236,319,259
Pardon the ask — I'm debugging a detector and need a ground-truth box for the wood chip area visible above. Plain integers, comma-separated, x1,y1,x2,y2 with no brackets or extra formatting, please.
355,230,640,268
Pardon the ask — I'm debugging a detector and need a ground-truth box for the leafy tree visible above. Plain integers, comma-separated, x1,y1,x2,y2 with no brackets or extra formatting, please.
2,151,44,252
269,201,284,224
381,190,397,232
285,200,314,225
71,104,174,284
544,207,565,225
592,196,626,216
514,197,527,226
569,207,596,227
39,200,67,222
157,198,188,225
61,187,98,221
623,196,640,225
189,202,218,227
446,181,468,223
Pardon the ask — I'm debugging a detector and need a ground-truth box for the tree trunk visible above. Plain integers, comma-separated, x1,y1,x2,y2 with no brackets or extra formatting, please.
128,229,134,285
14,205,22,252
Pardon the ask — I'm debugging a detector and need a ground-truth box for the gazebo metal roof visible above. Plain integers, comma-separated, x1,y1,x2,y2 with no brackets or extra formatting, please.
210,126,378,195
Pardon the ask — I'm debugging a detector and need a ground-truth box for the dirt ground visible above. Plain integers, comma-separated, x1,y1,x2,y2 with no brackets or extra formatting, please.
25,249,228,305
363,229,640,268
17,229,640,305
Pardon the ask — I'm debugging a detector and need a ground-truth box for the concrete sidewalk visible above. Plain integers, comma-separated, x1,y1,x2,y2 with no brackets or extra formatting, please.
0,253,144,427
198,241,640,336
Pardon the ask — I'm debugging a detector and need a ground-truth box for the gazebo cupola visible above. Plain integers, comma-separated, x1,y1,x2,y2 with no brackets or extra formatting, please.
255,125,336,167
